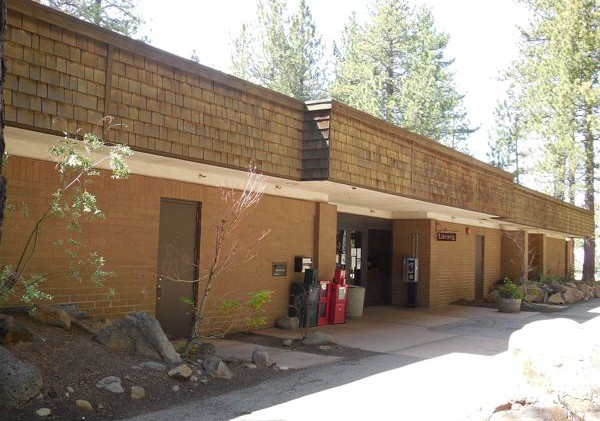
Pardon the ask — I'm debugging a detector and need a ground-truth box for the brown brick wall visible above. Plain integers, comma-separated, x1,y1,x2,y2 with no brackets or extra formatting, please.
501,231,528,282
429,222,502,307
3,156,317,332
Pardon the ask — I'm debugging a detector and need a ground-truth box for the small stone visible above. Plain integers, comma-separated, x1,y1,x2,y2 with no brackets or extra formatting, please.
282,339,293,347
96,376,121,389
196,359,204,365
35,408,52,417
139,361,167,371
196,369,202,375
319,345,331,351
243,362,257,369
76,399,93,411
252,348,270,368
203,356,233,379
124,375,132,382
171,385,180,392
65,392,70,397
36,408,51,417
131,365,142,370
278,365,290,371
190,375,198,382
66,386,74,393
106,382,124,393
98,403,104,409
168,364,193,380
130,386,145,400
200,377,209,385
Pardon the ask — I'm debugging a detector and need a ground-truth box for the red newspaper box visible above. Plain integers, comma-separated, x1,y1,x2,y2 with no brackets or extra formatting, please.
329,283,347,324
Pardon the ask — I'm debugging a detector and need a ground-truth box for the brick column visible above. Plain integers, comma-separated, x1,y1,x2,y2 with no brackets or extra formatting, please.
314,203,337,281
528,233,546,279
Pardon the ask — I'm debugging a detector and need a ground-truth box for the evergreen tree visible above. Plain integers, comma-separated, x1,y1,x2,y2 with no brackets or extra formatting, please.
504,0,599,280
488,86,527,183
231,0,326,101
331,0,474,152
41,0,144,37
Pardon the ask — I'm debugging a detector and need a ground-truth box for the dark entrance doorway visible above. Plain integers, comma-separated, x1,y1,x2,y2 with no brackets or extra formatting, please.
366,229,392,306
336,213,392,307
156,199,200,339
475,235,485,300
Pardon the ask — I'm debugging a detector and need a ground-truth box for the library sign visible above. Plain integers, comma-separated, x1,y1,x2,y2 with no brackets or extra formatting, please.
436,232,457,242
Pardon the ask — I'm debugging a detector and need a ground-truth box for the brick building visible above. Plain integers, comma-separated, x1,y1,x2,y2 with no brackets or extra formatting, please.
1,0,594,336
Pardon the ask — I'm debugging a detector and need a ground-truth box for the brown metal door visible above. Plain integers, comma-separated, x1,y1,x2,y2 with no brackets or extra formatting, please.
475,235,485,300
156,199,200,339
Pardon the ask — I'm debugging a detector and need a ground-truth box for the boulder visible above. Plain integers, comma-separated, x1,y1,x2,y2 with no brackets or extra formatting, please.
94,312,180,364
548,293,565,305
562,286,584,304
508,318,600,418
565,282,578,289
577,283,591,296
594,286,600,298
72,317,110,335
276,316,299,330
302,331,336,346
168,364,193,380
0,315,33,344
203,356,233,379
519,285,544,303
30,305,71,330
75,399,93,411
0,345,43,408
252,348,270,368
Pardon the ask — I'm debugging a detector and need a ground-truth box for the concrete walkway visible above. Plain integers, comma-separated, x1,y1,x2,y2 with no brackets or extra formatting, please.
124,300,600,421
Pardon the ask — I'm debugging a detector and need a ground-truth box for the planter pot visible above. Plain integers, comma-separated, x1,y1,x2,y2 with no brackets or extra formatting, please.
346,286,366,318
499,298,522,313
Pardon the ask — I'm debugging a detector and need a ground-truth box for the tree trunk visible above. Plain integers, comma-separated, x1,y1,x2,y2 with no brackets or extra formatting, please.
0,0,7,246
582,128,595,282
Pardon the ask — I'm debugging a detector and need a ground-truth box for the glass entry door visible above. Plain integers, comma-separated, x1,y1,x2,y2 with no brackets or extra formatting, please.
336,229,364,285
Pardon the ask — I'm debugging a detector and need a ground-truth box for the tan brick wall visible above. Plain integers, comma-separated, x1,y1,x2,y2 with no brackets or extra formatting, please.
429,222,502,307
2,156,318,333
314,203,337,281
546,237,567,279
392,220,432,307
528,234,545,279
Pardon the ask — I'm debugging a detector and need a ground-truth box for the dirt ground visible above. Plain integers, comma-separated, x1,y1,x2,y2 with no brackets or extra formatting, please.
4,315,374,421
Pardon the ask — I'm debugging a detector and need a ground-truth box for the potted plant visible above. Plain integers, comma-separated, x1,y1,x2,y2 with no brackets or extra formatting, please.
497,278,524,313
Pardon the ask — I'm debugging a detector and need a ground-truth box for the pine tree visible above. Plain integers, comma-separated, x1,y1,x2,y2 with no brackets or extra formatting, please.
231,0,326,101
504,0,599,281
488,86,527,183
331,0,474,152
41,0,144,37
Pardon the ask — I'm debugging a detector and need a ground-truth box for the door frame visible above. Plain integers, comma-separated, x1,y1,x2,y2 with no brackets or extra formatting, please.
475,235,485,300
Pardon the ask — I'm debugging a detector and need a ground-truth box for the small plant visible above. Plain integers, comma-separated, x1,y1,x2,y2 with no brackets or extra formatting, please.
497,278,525,300
216,289,273,336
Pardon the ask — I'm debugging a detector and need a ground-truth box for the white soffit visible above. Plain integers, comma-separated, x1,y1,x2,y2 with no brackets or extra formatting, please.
6,127,568,239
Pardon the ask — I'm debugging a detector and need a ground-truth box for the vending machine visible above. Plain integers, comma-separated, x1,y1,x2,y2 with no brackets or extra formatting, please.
317,280,331,326
329,268,348,324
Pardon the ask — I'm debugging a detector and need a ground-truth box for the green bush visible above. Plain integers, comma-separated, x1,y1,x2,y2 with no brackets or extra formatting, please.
497,278,525,299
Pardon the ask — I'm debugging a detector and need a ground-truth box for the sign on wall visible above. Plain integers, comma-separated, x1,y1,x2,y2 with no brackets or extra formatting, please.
437,232,457,242
272,262,288,277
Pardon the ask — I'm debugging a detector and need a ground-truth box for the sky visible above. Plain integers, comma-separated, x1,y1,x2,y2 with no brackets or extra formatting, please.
137,0,530,161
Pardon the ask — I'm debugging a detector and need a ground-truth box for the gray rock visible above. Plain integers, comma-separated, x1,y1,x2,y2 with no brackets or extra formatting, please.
203,356,233,379
190,375,198,382
319,345,331,351
0,345,43,409
0,315,33,344
282,339,293,347
276,316,299,330
243,362,257,369
139,361,167,371
168,364,193,380
30,305,71,330
302,331,336,346
72,317,110,335
94,312,180,364
252,348,270,368
96,376,123,393
562,286,584,304
171,385,180,392
35,408,51,417
75,399,93,411
66,386,74,394
130,386,145,400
